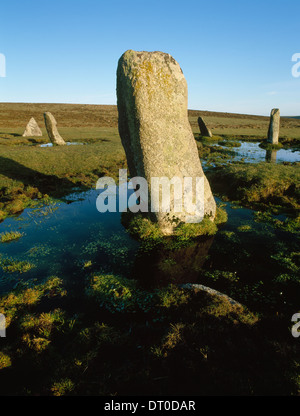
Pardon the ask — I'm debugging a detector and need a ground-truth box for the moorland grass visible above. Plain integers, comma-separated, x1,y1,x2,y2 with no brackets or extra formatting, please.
0,103,299,220
0,104,299,395
259,141,283,150
0,137,126,219
207,162,300,215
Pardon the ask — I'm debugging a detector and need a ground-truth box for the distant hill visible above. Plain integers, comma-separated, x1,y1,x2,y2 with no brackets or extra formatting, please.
0,103,299,139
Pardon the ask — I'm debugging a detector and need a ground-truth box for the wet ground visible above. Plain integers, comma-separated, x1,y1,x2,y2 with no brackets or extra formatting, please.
0,141,299,313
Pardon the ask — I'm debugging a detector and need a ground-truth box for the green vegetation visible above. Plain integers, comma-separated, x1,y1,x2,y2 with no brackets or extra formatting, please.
87,274,155,313
259,142,283,150
196,141,236,166
0,256,35,273
218,140,242,147
0,103,299,396
122,206,228,251
237,224,252,232
0,276,66,327
0,352,11,370
189,109,300,140
0,139,126,219
0,273,298,395
1,103,299,220
196,134,223,141
253,210,300,233
0,230,24,243
207,162,300,215
0,104,126,220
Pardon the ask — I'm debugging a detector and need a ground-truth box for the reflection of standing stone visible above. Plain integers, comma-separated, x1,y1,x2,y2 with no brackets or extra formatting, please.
267,108,280,144
265,149,277,163
22,117,43,137
132,236,215,287
117,50,216,234
43,112,66,145
197,116,212,137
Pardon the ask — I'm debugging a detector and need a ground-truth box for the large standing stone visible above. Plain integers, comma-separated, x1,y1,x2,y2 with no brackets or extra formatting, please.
197,116,212,137
267,108,280,144
117,50,216,234
22,117,43,137
43,112,66,145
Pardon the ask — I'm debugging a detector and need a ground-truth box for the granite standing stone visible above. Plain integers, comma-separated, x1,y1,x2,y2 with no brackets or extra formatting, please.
117,50,216,234
267,108,280,144
22,117,43,137
197,116,212,137
44,112,66,145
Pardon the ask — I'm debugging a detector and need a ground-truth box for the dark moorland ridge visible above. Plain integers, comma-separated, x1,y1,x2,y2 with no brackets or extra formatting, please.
0,102,299,129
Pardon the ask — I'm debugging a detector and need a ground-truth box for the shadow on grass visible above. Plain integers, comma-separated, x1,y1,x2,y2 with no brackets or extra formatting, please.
0,156,87,199
0,132,22,138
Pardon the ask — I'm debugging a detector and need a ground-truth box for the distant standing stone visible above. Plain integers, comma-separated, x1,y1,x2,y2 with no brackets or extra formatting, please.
197,116,212,137
117,50,216,234
22,117,43,137
43,112,66,145
267,108,280,144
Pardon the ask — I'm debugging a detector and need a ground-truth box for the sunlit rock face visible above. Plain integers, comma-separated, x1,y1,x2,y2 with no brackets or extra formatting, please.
267,108,280,144
117,50,216,234
44,112,66,145
22,117,42,137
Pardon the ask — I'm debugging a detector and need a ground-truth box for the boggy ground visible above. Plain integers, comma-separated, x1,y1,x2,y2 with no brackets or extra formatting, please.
0,103,299,396
0,275,298,396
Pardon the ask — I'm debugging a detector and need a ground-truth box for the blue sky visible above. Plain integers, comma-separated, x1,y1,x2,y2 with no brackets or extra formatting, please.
0,0,299,115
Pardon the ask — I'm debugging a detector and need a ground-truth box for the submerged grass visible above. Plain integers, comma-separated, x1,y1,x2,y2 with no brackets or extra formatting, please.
0,230,24,243
0,256,35,274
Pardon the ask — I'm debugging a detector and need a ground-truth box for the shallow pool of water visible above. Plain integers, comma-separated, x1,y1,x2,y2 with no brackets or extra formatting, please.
222,141,300,163
40,142,84,147
0,189,139,294
0,188,298,312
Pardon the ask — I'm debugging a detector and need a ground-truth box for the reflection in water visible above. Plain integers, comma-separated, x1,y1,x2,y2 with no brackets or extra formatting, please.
225,141,300,164
132,236,214,288
265,149,277,163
